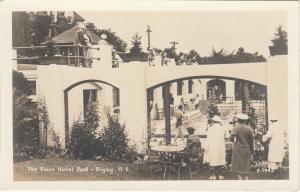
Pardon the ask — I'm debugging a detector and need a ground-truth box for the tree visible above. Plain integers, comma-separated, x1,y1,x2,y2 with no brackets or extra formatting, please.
129,33,143,55
269,26,288,56
236,47,245,55
86,22,127,52
101,114,130,161
210,48,228,64
163,47,177,59
271,26,287,48
176,52,188,65
13,71,39,161
187,49,201,64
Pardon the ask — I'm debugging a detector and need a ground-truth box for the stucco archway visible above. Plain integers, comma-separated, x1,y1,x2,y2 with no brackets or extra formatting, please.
146,76,268,148
64,79,119,147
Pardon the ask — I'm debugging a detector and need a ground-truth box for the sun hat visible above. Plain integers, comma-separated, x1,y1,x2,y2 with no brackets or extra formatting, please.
186,127,196,134
211,115,221,122
236,114,249,120
187,127,195,131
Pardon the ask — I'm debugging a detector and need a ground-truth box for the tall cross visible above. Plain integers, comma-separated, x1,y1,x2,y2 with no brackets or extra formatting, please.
170,41,179,50
146,25,152,50
170,41,179,55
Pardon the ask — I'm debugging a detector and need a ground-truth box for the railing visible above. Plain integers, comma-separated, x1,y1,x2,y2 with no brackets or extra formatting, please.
13,44,100,67
13,44,100,50
219,96,234,104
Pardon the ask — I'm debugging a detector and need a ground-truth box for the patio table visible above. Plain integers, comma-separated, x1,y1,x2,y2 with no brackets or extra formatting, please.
151,145,185,180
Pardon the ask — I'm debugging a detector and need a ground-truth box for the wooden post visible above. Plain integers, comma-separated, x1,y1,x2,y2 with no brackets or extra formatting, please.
146,89,152,153
77,47,80,67
162,84,171,145
67,48,70,65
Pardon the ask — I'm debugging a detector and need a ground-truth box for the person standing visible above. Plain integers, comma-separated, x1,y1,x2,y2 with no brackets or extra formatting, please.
170,93,175,116
193,94,200,110
262,115,285,179
174,105,184,144
230,114,253,180
205,115,226,180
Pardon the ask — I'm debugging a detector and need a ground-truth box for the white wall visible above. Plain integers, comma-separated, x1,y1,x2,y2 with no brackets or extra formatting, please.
37,65,66,148
33,47,286,154
146,62,267,89
267,55,288,131
119,62,147,153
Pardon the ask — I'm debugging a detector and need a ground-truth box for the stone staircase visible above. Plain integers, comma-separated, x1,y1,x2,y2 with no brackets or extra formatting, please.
216,102,242,121
216,100,266,131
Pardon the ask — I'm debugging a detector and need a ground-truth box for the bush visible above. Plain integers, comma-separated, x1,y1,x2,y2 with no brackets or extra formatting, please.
101,115,131,161
67,112,138,162
69,121,96,159
13,71,40,162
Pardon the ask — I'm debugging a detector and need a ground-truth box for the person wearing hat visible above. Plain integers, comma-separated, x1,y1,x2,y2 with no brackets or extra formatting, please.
262,115,285,178
185,127,202,173
205,115,226,180
230,113,254,180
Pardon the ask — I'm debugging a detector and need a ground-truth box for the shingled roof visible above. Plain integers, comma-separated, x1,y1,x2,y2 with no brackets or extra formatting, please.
41,26,100,45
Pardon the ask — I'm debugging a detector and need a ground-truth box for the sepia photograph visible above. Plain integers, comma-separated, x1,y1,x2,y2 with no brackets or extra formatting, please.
0,0,299,191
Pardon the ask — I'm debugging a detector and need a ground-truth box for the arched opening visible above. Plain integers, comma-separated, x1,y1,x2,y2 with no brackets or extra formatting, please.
64,79,120,147
206,79,226,103
146,76,267,150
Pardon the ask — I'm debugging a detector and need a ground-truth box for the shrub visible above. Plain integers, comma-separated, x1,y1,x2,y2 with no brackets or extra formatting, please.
101,114,131,161
68,112,138,162
13,71,39,162
69,120,96,159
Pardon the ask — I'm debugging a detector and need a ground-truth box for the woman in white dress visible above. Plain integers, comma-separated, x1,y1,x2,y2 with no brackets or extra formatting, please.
262,115,285,178
205,115,226,180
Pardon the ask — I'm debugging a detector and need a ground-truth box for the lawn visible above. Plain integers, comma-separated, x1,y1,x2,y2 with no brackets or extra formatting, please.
14,157,289,181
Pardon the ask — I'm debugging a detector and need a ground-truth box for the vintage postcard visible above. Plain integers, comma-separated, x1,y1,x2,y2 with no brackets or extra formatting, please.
0,0,299,191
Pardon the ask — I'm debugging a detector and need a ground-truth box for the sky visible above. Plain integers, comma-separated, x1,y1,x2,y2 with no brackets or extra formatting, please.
79,11,287,57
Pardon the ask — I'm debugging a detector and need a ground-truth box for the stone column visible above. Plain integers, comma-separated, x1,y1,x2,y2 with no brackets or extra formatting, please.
199,79,208,100
224,79,235,103
170,82,177,98
183,80,189,101
193,79,202,97
153,87,163,109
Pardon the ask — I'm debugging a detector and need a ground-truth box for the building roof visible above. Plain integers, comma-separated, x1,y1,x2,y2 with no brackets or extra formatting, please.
41,26,100,45
73,11,85,22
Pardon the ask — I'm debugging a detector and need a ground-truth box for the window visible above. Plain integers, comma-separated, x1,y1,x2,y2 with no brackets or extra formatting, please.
83,89,98,116
28,80,36,95
177,81,183,96
113,88,120,107
188,80,193,94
